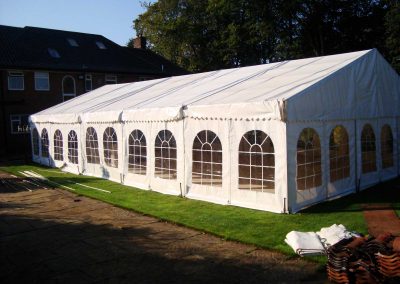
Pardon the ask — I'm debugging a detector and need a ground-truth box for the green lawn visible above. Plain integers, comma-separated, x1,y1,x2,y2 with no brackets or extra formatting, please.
2,163,399,263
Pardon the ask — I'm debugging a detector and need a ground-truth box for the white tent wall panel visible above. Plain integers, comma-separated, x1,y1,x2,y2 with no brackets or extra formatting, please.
326,121,357,199
229,119,287,213
398,117,400,176
287,122,327,213
357,119,379,190
81,122,123,183
148,121,183,196
184,118,231,205
122,122,152,190
378,118,398,182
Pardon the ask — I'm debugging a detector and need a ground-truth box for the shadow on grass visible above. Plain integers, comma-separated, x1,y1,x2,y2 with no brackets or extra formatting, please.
0,207,324,284
302,177,400,214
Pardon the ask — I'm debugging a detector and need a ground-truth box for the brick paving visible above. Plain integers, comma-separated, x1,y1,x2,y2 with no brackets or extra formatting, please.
0,171,325,283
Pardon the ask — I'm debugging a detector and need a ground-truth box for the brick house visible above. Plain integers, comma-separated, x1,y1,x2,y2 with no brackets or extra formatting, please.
0,25,187,157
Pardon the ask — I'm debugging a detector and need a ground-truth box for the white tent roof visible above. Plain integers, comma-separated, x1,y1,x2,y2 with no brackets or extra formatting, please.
31,49,400,124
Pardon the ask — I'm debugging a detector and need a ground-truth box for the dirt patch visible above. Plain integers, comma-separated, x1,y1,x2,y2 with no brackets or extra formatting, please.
363,203,400,237
0,171,326,283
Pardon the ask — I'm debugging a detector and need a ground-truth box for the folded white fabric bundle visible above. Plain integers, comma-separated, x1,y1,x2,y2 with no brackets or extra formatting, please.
317,224,359,247
284,231,325,256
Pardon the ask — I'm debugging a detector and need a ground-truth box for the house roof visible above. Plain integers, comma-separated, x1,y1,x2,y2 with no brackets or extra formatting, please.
0,25,187,76
32,49,400,124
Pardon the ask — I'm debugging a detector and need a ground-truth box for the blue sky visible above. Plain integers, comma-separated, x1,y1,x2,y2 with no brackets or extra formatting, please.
0,0,149,46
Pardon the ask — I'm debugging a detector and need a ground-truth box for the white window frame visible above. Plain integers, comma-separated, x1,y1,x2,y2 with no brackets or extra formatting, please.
62,75,76,101
105,74,117,84
34,72,50,91
85,74,92,91
8,71,24,91
10,114,30,134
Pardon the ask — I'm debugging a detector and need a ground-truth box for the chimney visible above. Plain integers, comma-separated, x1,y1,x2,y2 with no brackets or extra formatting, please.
133,36,147,49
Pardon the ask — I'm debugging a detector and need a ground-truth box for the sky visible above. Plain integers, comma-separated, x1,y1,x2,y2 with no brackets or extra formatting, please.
0,0,150,46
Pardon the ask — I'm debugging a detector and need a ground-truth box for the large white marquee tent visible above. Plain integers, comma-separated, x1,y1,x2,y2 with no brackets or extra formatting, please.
30,49,400,213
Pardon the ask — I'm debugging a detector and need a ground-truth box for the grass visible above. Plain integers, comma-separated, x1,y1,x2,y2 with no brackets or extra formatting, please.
1,163,399,264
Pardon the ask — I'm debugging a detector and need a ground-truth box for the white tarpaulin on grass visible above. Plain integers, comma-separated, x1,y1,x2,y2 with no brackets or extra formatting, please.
30,49,400,213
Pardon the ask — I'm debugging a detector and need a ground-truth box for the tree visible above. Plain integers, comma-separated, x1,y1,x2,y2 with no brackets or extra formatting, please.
133,0,398,73
385,0,400,72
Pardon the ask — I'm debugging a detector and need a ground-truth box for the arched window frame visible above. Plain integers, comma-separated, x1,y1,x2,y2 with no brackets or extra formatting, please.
381,124,394,169
154,130,177,180
62,75,76,101
53,130,63,161
32,128,39,156
103,127,118,168
238,130,274,192
68,130,79,164
192,130,222,187
41,128,49,158
361,124,377,173
86,127,100,164
296,128,322,190
329,126,350,182
128,129,147,175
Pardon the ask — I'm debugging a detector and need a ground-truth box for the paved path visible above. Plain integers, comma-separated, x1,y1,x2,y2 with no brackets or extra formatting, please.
0,171,325,283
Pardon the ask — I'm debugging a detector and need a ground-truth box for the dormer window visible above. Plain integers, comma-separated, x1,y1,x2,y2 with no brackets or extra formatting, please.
48,48,60,58
67,38,79,47
96,41,106,49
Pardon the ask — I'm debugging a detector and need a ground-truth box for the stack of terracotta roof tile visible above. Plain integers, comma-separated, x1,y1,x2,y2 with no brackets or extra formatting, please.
375,236,400,280
326,233,399,283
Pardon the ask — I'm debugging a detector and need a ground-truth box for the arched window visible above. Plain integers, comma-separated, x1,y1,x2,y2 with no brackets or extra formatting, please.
361,124,376,173
41,128,49,158
68,130,78,164
86,127,100,164
238,130,274,192
128,129,146,175
297,128,322,190
103,127,118,168
62,75,76,101
192,130,222,186
155,130,177,179
32,128,39,156
53,130,63,161
381,124,394,169
329,126,350,182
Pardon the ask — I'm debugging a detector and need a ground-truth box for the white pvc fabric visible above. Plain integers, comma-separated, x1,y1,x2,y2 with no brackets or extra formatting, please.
30,49,400,213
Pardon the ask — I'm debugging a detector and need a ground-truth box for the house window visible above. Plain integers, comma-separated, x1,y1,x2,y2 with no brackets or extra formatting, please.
62,75,76,101
103,127,118,168
34,72,50,91
329,126,350,182
361,124,377,173
296,128,322,190
68,130,78,164
381,124,394,169
86,127,100,164
10,114,29,134
32,128,39,156
54,130,63,161
192,130,222,187
238,130,274,192
95,41,106,49
85,74,92,91
48,48,60,58
41,128,49,158
105,75,117,84
67,38,79,47
128,129,147,175
155,130,177,180
8,71,24,90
